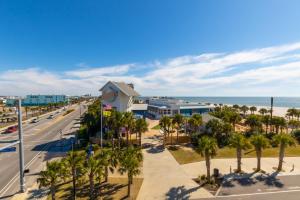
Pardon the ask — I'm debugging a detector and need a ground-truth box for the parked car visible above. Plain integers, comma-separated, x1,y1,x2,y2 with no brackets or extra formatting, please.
47,114,54,119
5,125,18,133
31,118,39,123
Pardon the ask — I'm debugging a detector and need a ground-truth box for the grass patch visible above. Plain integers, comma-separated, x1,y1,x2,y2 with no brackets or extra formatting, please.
168,145,300,165
48,177,143,200
151,124,161,130
63,109,75,116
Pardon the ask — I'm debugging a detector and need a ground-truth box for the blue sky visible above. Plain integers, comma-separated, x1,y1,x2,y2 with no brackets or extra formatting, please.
1,0,300,96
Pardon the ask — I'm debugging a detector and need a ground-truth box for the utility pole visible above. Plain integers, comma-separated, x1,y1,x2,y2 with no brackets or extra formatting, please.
17,98,25,192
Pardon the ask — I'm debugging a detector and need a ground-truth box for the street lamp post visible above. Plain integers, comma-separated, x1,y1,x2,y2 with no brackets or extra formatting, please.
17,98,25,192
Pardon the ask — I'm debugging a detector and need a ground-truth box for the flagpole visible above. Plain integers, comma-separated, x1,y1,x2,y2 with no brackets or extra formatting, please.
100,101,103,148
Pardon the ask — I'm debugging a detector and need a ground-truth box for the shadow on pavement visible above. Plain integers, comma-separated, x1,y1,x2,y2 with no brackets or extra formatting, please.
146,144,165,154
166,185,201,200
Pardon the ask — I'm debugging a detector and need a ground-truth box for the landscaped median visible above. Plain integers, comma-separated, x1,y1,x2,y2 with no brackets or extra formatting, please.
63,109,75,116
168,145,300,165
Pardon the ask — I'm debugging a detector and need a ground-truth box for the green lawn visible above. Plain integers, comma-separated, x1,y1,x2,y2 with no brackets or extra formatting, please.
168,145,300,165
151,124,161,130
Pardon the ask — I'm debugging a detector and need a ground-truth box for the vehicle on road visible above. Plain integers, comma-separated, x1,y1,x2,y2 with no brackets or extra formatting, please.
31,118,39,123
47,114,54,119
4,125,18,134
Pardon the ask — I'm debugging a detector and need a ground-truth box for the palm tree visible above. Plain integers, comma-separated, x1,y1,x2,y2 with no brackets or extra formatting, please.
261,115,271,134
188,114,203,133
229,132,251,173
62,151,85,199
288,119,300,132
273,134,296,171
196,136,217,182
271,117,287,134
245,114,262,133
228,112,241,131
121,112,135,146
232,104,240,110
250,106,257,114
37,161,63,200
287,108,298,120
85,155,102,200
134,118,148,146
159,116,172,147
118,146,143,197
172,114,184,144
100,148,118,183
259,108,268,115
250,134,269,171
240,105,249,117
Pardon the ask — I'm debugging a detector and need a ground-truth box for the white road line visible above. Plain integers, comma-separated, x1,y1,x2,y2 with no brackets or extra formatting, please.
217,189,300,198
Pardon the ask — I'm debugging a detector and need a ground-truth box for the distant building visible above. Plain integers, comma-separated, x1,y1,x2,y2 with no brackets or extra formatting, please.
99,81,141,112
147,97,214,119
6,95,67,106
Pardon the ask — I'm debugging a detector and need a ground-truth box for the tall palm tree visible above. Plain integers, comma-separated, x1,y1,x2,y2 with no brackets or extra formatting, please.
172,114,184,144
85,155,102,200
118,146,143,197
229,132,251,173
134,118,148,147
100,148,118,183
37,161,63,200
250,106,257,114
196,136,217,182
250,134,269,171
62,151,85,199
121,112,135,146
259,108,268,115
273,134,296,171
159,116,172,147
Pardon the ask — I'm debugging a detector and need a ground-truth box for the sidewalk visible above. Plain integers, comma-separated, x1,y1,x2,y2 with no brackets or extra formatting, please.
181,157,300,180
137,120,213,200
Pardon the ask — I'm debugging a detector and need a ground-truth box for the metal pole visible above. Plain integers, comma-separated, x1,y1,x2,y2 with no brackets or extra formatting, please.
100,102,103,148
79,102,81,117
17,98,25,192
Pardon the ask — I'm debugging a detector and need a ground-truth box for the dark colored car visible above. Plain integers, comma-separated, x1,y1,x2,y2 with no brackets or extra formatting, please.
5,125,18,133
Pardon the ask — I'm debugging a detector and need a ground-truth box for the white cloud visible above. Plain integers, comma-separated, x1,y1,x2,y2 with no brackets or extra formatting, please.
1,42,300,96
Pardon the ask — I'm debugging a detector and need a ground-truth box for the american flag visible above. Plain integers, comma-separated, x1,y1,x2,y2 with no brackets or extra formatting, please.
102,104,112,110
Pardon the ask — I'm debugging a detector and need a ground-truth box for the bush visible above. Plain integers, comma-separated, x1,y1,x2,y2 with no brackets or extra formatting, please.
292,130,300,144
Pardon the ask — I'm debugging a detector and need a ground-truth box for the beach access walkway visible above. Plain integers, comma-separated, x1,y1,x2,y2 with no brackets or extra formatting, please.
137,119,213,200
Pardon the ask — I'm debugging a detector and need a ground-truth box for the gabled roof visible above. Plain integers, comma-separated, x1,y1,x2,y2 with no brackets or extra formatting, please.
99,81,140,97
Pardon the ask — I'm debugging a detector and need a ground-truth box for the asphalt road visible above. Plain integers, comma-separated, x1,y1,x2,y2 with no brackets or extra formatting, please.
0,104,85,199
200,174,300,200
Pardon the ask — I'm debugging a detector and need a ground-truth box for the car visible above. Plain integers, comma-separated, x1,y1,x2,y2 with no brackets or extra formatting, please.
47,114,54,119
31,118,39,123
5,125,18,134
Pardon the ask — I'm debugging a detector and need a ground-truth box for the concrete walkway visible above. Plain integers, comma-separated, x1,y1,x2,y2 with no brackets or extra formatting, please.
181,157,300,180
137,120,213,200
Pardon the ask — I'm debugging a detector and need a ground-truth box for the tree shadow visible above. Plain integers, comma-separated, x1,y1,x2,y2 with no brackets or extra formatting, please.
146,144,165,154
165,185,201,200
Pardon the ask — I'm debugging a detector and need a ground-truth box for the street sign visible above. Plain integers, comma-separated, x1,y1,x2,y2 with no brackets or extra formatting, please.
0,146,16,152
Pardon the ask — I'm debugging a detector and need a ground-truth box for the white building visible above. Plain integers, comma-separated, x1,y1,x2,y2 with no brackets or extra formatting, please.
99,81,140,112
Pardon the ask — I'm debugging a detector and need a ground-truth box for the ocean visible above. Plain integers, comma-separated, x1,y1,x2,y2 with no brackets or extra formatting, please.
174,97,300,108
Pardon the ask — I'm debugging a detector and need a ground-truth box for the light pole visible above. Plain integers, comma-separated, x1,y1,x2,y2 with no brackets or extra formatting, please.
17,98,25,192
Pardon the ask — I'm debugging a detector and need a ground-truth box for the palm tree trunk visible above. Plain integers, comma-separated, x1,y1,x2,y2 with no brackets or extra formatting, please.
205,152,211,182
256,148,261,171
51,186,56,200
90,174,94,200
127,175,131,197
72,169,76,200
278,144,285,171
126,130,129,147
139,132,142,147
105,166,108,182
170,131,173,145
176,129,179,144
237,148,242,173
